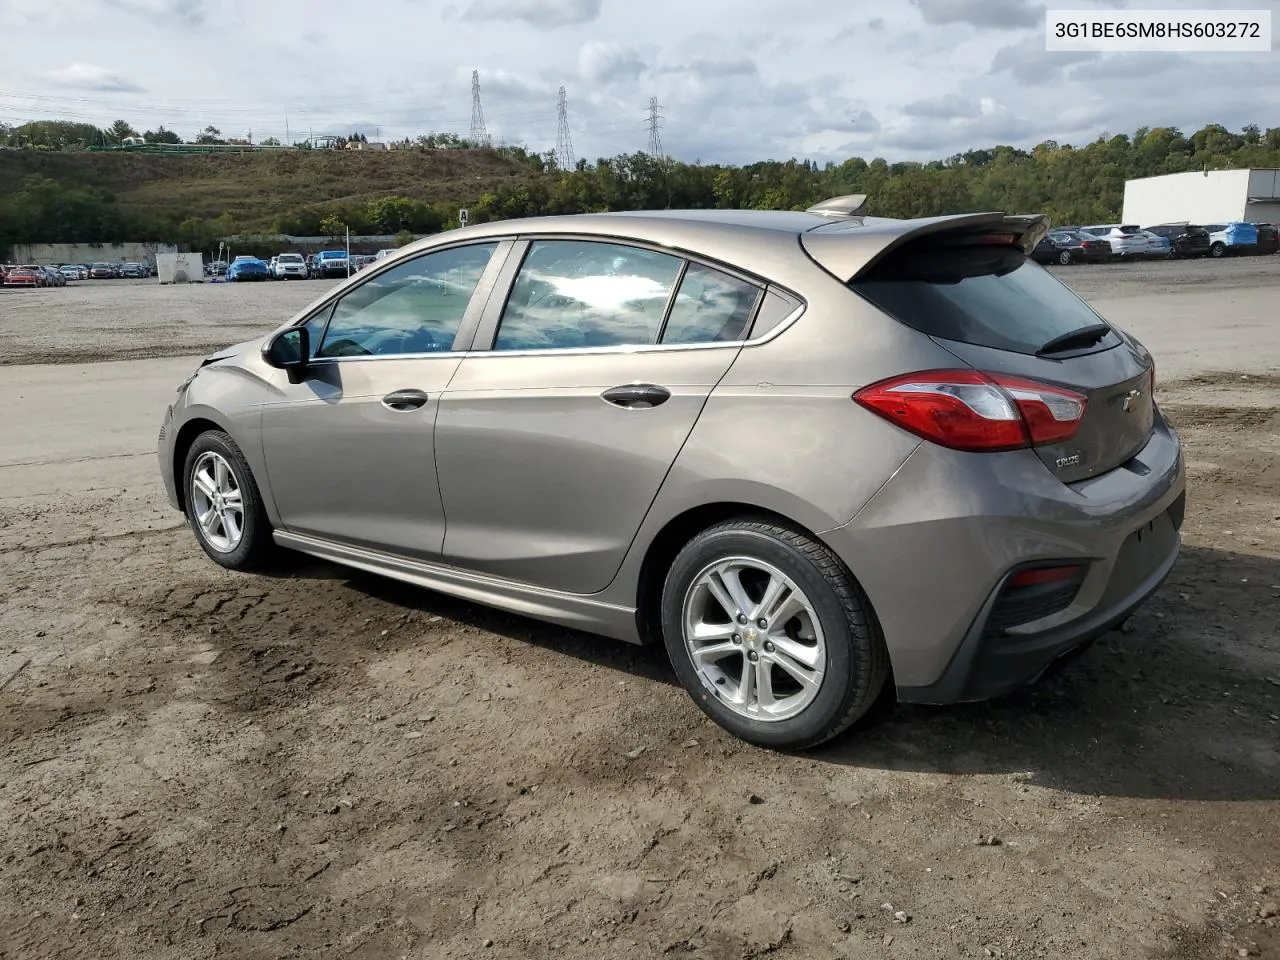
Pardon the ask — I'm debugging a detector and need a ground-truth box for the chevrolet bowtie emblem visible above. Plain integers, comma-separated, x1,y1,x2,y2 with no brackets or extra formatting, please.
1121,389,1142,412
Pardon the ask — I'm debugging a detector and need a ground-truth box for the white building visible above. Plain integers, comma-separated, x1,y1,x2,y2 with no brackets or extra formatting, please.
1122,169,1280,227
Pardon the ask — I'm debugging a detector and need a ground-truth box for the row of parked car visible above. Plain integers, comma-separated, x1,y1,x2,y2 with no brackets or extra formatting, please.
217,249,394,282
1031,221,1279,265
0,261,154,287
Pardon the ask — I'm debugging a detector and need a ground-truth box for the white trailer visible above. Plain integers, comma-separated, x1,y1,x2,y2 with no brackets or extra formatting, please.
156,252,205,284
1122,169,1280,227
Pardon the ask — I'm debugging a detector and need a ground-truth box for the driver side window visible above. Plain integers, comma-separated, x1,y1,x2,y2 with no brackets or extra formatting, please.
317,243,498,358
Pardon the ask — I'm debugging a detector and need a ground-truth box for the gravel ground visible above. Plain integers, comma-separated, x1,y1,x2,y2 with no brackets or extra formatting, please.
0,261,1278,960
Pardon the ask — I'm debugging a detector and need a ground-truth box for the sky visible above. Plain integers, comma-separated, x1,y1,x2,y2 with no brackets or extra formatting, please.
0,0,1277,165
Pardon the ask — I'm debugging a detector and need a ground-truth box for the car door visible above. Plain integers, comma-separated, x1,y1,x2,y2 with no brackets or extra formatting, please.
260,240,508,561
435,237,765,595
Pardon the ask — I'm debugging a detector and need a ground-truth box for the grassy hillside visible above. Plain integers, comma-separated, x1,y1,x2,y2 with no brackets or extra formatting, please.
0,148,540,232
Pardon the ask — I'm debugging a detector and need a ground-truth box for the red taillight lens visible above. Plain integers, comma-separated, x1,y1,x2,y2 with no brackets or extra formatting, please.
853,369,1087,452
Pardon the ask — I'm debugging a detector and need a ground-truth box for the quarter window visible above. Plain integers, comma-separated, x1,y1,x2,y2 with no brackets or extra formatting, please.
317,243,498,358
493,240,683,351
660,263,760,345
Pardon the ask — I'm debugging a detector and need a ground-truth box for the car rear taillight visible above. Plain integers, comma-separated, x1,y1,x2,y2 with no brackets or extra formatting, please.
853,369,1087,452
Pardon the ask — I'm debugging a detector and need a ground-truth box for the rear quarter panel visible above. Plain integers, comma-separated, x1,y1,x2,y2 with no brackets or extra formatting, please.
598,265,964,608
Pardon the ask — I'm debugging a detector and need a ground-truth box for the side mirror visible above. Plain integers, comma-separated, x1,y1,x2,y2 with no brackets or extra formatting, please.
263,326,310,384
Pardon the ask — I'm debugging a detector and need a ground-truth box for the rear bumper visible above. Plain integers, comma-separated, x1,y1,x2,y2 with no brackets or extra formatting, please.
897,493,1182,703
820,410,1186,698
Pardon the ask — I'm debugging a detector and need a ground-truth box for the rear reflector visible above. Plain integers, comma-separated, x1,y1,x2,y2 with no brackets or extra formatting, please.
853,369,1087,452
1008,565,1083,588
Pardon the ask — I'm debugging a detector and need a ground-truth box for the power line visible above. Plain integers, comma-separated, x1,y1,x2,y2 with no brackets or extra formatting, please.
470,70,491,147
646,96,665,158
555,85,575,171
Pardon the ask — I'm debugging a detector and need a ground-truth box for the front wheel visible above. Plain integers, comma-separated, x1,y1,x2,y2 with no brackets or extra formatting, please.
1211,242,1226,258
661,518,888,750
183,430,273,570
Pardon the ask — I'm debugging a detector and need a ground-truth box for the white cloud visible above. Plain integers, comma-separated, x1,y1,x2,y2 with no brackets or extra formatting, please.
44,62,146,93
577,41,646,84
461,0,601,28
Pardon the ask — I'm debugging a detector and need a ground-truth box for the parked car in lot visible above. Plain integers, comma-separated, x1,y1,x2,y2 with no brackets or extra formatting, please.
119,262,146,279
226,256,272,282
314,249,351,278
1139,231,1172,259
1203,221,1257,257
1252,222,1278,255
1143,223,1211,259
1031,230,1110,265
88,262,115,279
2,266,43,288
273,253,309,279
158,203,1184,749
59,264,88,281
1078,224,1150,259
37,266,66,287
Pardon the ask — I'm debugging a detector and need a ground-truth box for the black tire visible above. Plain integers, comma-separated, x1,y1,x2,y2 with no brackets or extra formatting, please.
1057,249,1073,266
660,517,889,750
182,430,273,570
1210,242,1226,258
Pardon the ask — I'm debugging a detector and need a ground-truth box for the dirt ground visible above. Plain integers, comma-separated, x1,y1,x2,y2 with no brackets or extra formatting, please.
1,261,1278,960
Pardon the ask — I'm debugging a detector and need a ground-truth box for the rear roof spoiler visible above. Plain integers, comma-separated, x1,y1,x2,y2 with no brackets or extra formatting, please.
800,211,1050,282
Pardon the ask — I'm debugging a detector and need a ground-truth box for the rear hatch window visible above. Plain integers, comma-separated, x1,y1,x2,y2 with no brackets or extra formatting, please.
851,245,1119,357
853,241,1154,482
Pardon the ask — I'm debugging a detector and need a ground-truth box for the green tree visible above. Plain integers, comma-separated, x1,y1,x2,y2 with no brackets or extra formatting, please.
194,125,224,145
108,120,139,142
143,126,182,144
319,213,346,240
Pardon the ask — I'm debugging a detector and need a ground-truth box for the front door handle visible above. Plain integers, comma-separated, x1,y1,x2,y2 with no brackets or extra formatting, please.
382,388,430,411
601,383,671,409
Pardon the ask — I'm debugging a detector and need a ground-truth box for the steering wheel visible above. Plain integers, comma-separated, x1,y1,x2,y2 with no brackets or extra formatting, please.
320,338,372,357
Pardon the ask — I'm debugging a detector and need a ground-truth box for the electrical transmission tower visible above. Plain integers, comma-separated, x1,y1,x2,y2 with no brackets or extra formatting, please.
470,70,491,147
645,96,665,158
555,85,575,170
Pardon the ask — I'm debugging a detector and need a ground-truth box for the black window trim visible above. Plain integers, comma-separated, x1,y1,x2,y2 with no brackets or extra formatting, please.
464,232,806,357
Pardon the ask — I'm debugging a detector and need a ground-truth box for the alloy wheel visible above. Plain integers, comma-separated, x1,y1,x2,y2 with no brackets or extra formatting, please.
190,451,245,553
682,557,827,722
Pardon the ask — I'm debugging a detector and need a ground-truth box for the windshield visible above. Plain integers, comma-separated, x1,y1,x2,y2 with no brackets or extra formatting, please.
852,244,1119,357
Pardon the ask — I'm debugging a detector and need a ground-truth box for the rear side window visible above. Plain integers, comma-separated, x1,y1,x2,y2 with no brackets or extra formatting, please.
494,240,682,351
852,245,1117,357
660,263,760,345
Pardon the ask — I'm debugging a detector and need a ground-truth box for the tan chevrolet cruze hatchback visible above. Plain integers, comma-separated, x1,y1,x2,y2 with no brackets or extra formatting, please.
158,199,1185,748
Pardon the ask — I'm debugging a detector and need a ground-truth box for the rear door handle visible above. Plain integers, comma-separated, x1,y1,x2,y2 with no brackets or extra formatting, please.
381,388,430,411
601,383,671,409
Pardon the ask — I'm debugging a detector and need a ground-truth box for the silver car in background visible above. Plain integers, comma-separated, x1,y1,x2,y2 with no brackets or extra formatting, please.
158,198,1185,749
1079,224,1151,259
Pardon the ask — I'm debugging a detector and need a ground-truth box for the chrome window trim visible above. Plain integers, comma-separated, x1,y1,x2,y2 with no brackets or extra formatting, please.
451,302,806,360
298,303,806,363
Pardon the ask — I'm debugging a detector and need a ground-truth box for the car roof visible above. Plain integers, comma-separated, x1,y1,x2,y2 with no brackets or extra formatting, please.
384,207,1025,286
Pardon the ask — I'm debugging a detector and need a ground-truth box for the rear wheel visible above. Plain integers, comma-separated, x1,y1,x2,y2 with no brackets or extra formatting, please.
182,430,273,570
1057,249,1073,266
1211,241,1226,258
661,518,888,750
